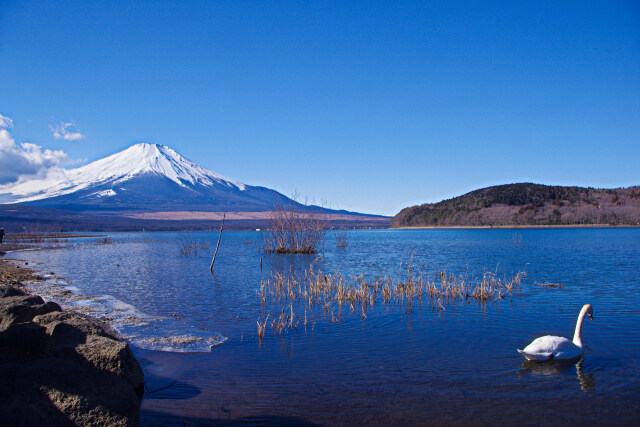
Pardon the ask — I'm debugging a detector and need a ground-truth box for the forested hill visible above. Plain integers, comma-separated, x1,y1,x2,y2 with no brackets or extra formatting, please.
392,183,640,227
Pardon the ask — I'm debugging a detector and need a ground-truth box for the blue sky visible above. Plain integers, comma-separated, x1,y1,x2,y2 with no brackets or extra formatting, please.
1,1,639,216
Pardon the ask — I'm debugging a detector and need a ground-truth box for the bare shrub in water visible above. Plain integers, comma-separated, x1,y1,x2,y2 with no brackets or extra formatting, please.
335,230,349,249
510,233,523,246
177,234,208,255
262,197,327,254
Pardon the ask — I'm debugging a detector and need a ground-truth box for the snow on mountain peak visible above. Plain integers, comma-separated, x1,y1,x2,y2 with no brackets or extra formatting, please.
0,143,246,203
76,142,244,188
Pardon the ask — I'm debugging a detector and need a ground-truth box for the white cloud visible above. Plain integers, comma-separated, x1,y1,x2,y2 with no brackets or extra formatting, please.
0,114,71,185
0,114,14,129
50,121,85,141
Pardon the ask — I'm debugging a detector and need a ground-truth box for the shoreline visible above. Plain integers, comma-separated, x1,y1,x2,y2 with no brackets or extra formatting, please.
0,233,104,254
0,244,40,255
392,224,640,230
5,233,102,239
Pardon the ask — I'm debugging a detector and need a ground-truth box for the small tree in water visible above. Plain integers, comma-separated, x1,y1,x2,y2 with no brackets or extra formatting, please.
262,197,327,254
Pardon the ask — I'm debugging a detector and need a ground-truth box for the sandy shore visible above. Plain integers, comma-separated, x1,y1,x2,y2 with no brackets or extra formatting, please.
0,256,44,282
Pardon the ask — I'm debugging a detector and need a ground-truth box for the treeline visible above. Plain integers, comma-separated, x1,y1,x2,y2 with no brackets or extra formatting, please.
393,183,640,227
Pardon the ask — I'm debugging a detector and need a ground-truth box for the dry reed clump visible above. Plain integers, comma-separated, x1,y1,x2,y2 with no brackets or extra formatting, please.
335,230,349,249
262,197,327,254
8,233,67,244
537,282,564,288
177,234,209,255
45,236,68,245
510,233,523,246
9,234,44,244
255,262,526,338
256,315,269,339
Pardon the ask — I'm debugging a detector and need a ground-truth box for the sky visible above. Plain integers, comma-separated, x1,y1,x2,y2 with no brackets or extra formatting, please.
1,1,639,216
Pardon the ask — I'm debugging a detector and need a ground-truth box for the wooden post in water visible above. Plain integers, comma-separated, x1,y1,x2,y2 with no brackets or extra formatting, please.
210,213,225,272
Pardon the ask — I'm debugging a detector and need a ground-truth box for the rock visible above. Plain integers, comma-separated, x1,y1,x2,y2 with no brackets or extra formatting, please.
34,311,118,340
0,321,48,354
34,311,145,398
0,285,26,298
78,335,145,398
0,294,61,326
0,357,141,427
0,285,144,426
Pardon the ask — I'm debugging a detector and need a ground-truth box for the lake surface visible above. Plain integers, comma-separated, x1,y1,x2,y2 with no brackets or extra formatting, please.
7,228,640,425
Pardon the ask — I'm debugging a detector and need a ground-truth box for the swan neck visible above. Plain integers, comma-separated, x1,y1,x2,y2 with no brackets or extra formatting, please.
573,305,589,347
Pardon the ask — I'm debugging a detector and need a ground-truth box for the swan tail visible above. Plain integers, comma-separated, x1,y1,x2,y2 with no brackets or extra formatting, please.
517,349,553,362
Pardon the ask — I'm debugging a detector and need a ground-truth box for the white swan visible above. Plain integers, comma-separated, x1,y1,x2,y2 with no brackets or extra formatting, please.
518,304,594,362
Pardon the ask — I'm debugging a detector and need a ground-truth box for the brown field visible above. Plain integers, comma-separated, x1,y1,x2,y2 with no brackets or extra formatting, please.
125,210,389,222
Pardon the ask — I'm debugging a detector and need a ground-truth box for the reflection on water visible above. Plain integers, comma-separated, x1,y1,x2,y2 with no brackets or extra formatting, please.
519,358,596,392
576,360,596,392
6,228,640,424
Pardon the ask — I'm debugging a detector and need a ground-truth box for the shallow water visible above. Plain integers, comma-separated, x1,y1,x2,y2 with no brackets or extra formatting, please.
7,228,640,425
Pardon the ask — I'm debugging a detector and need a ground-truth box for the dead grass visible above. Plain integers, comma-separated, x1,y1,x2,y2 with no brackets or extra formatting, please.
256,261,526,338
177,234,209,255
537,282,564,288
335,230,349,249
510,232,523,246
257,315,269,340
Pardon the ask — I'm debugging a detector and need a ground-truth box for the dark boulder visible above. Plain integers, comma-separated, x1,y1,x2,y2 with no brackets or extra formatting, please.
0,286,144,426
0,321,48,354
0,357,141,427
34,310,117,340
34,311,145,398
0,285,26,298
0,294,61,326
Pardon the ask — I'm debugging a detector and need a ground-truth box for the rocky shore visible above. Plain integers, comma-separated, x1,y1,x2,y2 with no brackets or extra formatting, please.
0,259,144,426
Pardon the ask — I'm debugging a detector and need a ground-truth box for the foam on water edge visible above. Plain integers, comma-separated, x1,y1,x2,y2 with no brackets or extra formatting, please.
23,275,228,353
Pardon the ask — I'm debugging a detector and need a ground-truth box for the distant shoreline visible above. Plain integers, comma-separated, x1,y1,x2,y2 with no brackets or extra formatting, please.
392,224,640,230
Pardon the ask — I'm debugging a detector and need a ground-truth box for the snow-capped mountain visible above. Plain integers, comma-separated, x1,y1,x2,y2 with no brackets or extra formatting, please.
0,143,294,213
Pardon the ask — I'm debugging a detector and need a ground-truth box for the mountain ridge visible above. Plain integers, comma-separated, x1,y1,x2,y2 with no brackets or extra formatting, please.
0,143,246,205
0,143,389,230
0,143,368,217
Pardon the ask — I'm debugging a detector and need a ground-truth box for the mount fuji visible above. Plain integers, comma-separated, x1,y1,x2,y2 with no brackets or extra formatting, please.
0,143,339,219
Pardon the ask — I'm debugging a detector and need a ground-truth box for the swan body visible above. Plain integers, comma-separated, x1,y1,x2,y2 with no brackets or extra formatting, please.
518,304,593,362
518,335,583,361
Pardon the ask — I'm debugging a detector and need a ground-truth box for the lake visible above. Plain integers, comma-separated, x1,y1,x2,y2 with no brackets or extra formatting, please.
7,228,640,425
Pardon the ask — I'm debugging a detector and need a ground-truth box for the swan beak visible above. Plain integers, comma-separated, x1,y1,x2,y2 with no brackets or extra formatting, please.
588,314,594,321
